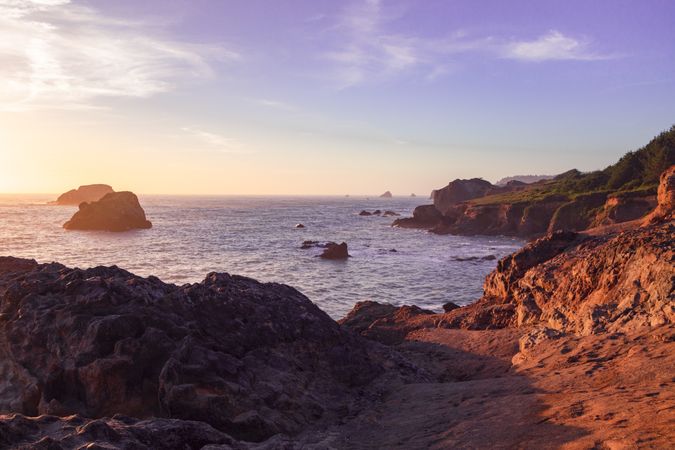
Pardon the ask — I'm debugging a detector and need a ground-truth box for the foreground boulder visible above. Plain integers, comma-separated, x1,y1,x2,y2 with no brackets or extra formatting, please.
63,191,152,232
52,184,114,206
0,258,412,443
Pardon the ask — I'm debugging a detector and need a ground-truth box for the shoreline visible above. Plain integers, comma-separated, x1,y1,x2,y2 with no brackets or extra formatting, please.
0,217,672,448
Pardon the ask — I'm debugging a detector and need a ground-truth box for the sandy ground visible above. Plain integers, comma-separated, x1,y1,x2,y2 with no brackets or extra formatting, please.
320,326,674,449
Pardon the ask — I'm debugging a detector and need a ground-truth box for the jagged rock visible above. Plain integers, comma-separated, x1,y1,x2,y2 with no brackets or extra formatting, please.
320,242,349,259
63,192,152,232
643,164,675,225
0,258,395,442
380,191,393,198
52,184,114,206
295,223,305,228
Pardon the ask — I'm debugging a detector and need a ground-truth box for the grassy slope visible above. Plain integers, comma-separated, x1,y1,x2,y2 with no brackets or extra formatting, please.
471,125,675,206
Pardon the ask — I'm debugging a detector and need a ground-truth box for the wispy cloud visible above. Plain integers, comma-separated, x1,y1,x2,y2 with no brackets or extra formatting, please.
181,126,251,154
323,0,613,87
0,0,237,111
252,98,297,111
504,30,614,61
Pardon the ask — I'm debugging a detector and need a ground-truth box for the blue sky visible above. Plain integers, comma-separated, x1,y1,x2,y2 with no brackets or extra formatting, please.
1,0,674,194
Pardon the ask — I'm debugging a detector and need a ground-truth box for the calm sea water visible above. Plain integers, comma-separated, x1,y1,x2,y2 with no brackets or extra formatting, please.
0,194,523,318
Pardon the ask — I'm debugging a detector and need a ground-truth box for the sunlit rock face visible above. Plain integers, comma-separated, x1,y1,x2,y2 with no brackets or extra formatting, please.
53,184,114,206
644,164,675,225
0,258,418,442
63,191,152,232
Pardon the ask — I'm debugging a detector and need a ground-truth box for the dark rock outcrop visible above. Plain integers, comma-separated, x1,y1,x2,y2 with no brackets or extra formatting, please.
442,302,461,312
431,178,494,215
382,210,400,217
52,184,114,206
63,192,152,232
294,223,305,228
0,414,241,449
392,204,443,229
339,302,435,345
359,210,372,216
320,242,350,259
380,191,393,198
0,259,401,442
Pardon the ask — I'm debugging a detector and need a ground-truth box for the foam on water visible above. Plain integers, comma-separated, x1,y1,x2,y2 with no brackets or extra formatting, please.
0,194,524,318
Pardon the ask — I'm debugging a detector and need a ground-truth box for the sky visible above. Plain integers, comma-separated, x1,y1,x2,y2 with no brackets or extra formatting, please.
0,0,674,195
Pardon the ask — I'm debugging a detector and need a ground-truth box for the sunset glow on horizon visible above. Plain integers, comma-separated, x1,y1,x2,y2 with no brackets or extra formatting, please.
2,0,675,195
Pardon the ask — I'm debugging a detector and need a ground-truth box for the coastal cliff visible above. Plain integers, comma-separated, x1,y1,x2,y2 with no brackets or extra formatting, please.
395,126,675,237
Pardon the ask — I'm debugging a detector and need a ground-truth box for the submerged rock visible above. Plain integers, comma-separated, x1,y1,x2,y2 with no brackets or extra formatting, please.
295,223,305,228
63,191,152,232
52,184,114,206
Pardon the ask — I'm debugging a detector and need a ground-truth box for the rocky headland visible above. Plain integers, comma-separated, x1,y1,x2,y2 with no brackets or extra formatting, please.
395,127,674,238
63,191,152,232
52,184,115,206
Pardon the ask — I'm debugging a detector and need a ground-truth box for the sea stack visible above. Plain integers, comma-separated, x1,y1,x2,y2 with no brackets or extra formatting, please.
63,191,152,232
380,191,393,198
53,184,114,205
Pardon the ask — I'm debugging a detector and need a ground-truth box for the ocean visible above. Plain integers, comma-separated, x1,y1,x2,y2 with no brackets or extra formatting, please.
0,194,523,318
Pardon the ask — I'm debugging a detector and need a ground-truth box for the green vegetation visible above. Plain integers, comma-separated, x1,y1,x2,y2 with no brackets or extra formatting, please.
471,125,675,206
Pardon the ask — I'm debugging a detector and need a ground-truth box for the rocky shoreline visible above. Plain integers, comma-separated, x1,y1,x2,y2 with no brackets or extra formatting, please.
394,128,674,238
0,166,673,448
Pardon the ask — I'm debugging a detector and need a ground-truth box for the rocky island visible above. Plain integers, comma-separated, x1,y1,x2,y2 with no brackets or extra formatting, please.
1,164,673,448
395,127,674,237
52,184,115,205
63,191,152,232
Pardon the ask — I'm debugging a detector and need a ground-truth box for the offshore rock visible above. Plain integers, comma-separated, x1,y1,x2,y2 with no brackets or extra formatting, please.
320,242,350,259
52,184,114,206
63,192,152,232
